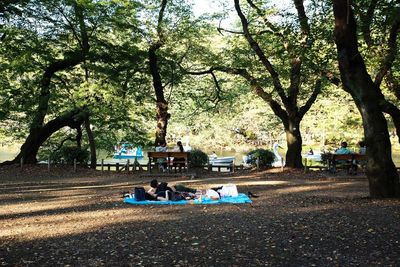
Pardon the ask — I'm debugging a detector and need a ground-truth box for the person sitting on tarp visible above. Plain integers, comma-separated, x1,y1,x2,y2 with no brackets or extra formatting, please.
150,179,197,193
148,179,197,201
146,179,172,201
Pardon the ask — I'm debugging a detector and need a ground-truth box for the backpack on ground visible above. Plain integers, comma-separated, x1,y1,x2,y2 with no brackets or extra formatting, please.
134,187,146,201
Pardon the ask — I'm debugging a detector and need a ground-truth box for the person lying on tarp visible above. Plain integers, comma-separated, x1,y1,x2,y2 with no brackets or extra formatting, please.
147,179,198,201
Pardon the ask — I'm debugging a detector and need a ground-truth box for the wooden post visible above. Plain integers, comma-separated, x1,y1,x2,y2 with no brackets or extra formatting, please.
48,156,51,172
101,159,104,172
73,158,77,172
127,159,130,173
116,162,120,172
281,158,284,172
256,157,260,172
208,158,212,171
304,158,307,173
231,160,235,173
20,157,23,171
134,157,139,171
167,156,170,173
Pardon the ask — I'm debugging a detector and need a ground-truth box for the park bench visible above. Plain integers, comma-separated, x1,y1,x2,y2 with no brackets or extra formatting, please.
147,151,189,173
329,153,367,174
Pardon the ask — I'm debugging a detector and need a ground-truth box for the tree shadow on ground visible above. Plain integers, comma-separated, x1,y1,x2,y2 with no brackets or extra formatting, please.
1,168,399,266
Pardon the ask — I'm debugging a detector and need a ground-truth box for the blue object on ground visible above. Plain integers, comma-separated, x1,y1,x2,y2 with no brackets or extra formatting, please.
123,193,252,205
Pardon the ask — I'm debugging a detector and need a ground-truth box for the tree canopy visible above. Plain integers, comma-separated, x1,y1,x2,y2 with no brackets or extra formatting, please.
0,0,399,197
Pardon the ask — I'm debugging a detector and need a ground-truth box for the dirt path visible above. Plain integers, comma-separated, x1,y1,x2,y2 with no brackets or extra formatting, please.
1,165,399,266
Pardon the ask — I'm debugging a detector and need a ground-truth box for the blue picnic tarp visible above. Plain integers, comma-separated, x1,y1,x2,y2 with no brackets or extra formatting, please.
123,193,252,205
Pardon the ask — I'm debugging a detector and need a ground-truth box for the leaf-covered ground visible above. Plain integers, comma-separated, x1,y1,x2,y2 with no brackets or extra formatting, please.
1,165,399,266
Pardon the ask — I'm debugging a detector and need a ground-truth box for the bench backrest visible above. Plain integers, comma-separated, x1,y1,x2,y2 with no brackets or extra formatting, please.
331,154,367,161
352,154,367,161
147,151,189,158
331,154,353,161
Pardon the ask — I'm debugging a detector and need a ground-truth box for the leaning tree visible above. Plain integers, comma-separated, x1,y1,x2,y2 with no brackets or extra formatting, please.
0,0,118,165
0,0,92,164
332,0,400,197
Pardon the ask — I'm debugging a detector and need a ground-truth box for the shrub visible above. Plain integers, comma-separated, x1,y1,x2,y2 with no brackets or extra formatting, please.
188,149,208,168
51,146,89,165
245,149,275,168
320,152,332,164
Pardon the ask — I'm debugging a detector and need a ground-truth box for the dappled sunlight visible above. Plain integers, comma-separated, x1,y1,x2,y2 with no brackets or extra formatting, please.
206,180,290,188
0,197,99,217
0,182,132,193
235,180,289,186
180,173,263,184
1,205,175,242
273,182,363,195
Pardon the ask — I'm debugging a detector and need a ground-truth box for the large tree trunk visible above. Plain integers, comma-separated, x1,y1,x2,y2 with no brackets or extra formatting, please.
284,118,303,168
333,0,400,198
1,109,84,165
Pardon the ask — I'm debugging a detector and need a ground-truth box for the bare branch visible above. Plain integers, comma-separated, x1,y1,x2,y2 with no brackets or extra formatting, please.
217,27,243,35
57,6,82,49
210,71,222,104
380,99,400,144
288,57,301,108
185,66,288,121
217,27,274,36
298,79,321,118
293,0,310,37
246,0,285,39
156,0,168,45
233,0,288,107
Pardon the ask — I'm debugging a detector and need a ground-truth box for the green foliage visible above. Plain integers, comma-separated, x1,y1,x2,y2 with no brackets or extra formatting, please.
246,149,275,168
188,149,208,168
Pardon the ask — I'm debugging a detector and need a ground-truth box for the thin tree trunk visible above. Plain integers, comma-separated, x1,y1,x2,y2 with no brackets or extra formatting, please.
76,125,82,148
155,101,169,145
84,116,96,169
149,44,169,146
